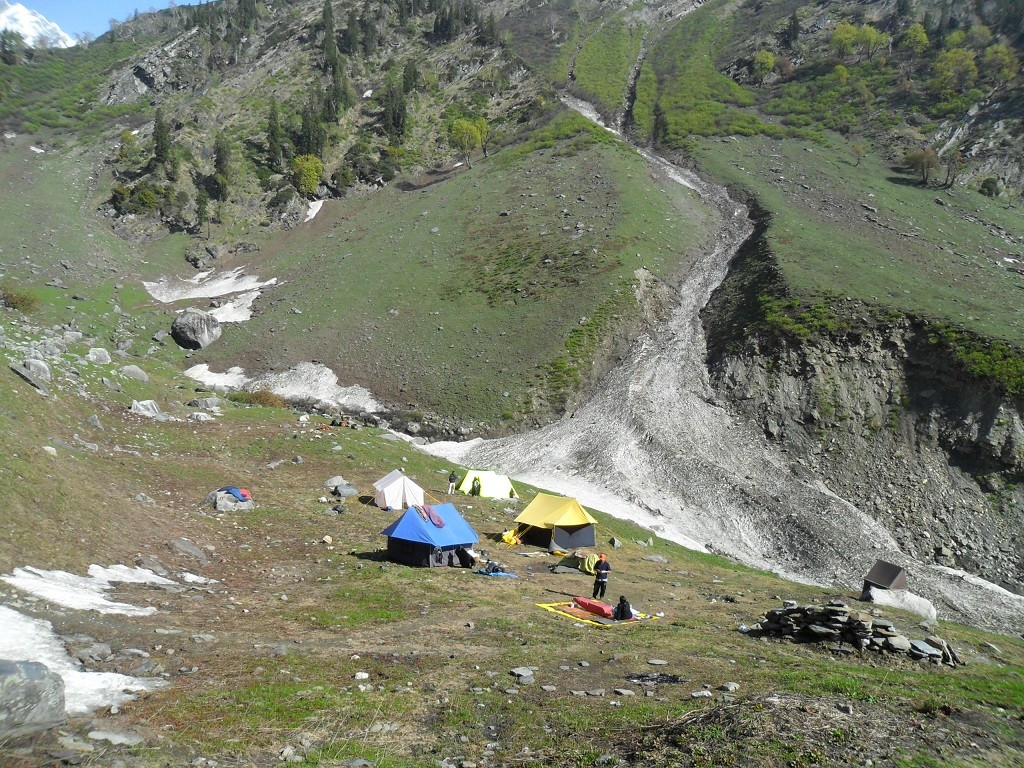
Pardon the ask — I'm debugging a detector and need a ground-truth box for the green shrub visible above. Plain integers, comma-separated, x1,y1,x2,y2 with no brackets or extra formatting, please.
228,390,289,408
0,283,40,313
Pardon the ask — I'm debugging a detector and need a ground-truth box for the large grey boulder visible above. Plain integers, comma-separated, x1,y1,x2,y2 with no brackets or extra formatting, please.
131,399,168,421
0,660,66,740
171,308,222,350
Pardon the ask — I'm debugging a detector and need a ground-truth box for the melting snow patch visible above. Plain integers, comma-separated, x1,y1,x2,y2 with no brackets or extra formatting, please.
180,572,218,585
1,565,175,616
183,364,250,389
143,266,277,304
184,361,381,412
305,200,324,223
931,565,1024,600
0,606,166,716
30,146,45,153
209,289,263,322
257,361,381,412
866,587,938,624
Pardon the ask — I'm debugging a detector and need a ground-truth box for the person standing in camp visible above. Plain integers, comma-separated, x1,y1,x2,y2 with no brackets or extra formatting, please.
447,470,457,494
592,553,611,600
470,476,482,496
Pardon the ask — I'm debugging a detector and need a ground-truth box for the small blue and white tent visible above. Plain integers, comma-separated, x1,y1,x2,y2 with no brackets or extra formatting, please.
381,503,479,567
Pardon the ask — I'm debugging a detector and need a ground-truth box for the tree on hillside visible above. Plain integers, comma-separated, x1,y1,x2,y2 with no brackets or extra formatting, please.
117,130,142,165
752,50,776,82
900,23,929,59
292,154,324,195
982,43,1018,85
943,147,964,187
321,0,338,70
830,21,858,59
474,117,491,156
895,0,913,21
267,100,285,170
852,144,865,166
782,11,800,49
932,47,978,93
402,60,420,93
855,25,890,60
379,85,407,142
213,132,232,201
342,8,359,54
904,148,940,184
298,100,327,157
153,107,172,167
449,119,480,166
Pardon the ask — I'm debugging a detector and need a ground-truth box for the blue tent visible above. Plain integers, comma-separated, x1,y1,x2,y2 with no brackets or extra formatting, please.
381,503,479,567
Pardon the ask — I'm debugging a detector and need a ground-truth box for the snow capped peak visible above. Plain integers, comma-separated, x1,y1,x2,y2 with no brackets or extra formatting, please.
0,1,76,49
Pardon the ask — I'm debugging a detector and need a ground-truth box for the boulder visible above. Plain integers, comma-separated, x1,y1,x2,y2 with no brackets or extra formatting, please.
22,358,51,381
0,660,66,740
205,491,254,512
131,400,168,421
86,348,111,364
121,365,149,382
170,308,222,350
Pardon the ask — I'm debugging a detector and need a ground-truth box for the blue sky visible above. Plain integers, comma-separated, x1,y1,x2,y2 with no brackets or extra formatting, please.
24,1,200,40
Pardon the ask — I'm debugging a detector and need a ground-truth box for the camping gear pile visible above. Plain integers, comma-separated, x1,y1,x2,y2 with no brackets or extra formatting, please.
206,486,254,512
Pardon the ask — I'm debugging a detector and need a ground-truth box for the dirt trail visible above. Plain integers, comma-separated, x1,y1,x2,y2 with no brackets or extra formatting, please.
425,101,1024,634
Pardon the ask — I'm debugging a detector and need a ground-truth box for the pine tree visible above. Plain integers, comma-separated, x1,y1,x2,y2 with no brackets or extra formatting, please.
267,100,284,170
321,0,338,71
153,107,171,166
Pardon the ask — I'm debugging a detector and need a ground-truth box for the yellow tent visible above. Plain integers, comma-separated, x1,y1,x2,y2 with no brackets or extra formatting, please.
514,493,597,549
457,469,519,499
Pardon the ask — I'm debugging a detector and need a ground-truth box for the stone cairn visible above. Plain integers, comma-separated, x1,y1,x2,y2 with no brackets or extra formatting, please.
747,600,963,666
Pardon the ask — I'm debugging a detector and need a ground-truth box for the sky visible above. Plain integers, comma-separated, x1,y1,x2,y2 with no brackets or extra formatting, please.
21,1,201,40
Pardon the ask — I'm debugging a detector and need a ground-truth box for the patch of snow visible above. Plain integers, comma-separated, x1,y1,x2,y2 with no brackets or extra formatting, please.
208,289,263,322
0,606,166,716
180,572,218,585
305,200,324,223
362,89,373,99
931,565,1024,600
1,565,175,616
184,364,249,389
257,361,381,412
30,145,45,153
866,587,938,625
142,266,277,304
184,361,381,412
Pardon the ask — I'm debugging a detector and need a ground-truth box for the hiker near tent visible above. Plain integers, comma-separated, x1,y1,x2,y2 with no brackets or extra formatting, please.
448,470,457,494
471,476,482,496
613,596,633,621
592,553,611,599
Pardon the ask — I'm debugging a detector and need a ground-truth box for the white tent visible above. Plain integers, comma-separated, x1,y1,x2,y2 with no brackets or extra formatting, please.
372,469,425,510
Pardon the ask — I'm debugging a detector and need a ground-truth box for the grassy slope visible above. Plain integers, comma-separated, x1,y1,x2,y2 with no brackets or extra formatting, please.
0,334,1022,766
190,116,713,422
695,134,1024,343
627,0,1024,347
570,16,644,118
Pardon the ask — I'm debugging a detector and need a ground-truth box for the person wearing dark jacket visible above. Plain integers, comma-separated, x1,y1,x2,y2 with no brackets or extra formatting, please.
613,595,633,620
447,470,457,494
592,553,611,599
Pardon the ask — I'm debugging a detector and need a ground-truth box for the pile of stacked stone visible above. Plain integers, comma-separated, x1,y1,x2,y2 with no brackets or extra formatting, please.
748,600,962,666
